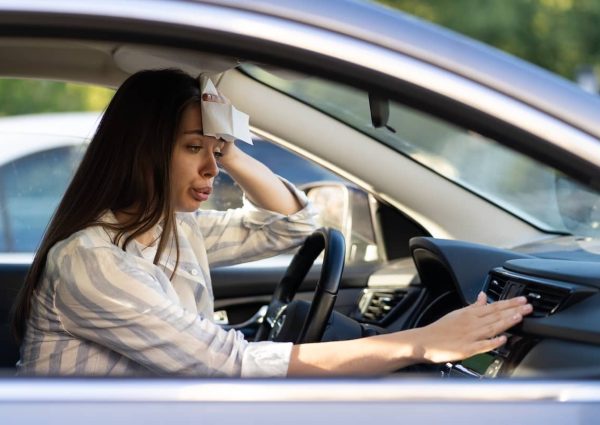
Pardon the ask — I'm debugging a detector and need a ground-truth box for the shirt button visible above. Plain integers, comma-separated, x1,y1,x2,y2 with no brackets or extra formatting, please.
190,269,199,276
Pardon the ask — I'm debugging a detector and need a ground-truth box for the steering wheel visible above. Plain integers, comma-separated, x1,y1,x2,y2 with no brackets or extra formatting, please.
254,228,345,344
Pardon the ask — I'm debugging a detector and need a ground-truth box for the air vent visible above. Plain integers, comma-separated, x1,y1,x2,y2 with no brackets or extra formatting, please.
485,271,573,317
486,276,508,302
521,283,570,317
357,289,406,322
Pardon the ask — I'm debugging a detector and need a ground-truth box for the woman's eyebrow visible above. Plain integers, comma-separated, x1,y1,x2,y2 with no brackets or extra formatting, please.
183,129,204,135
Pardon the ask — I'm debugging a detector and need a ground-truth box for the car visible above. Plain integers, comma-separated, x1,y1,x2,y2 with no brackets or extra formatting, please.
1,0,600,423
0,112,97,256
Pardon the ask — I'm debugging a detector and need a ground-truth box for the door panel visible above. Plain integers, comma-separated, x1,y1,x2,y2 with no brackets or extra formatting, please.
211,261,375,331
0,263,28,368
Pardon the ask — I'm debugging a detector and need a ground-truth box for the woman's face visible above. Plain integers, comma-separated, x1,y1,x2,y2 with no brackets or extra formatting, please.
170,103,224,212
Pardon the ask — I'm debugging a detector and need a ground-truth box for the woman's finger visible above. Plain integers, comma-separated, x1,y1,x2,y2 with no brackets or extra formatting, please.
473,310,524,340
471,334,508,355
472,295,528,317
202,93,227,104
475,302,532,327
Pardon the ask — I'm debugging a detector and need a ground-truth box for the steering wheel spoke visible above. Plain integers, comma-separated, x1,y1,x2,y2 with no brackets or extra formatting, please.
254,228,345,344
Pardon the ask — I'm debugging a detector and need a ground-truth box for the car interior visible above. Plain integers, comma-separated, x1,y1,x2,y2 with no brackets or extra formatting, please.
1,34,600,380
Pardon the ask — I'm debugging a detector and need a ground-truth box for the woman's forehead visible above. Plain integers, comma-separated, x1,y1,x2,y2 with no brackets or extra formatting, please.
179,103,226,146
180,103,203,131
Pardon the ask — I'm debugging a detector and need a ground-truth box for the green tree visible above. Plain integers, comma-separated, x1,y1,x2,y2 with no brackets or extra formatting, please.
0,79,113,117
376,0,600,81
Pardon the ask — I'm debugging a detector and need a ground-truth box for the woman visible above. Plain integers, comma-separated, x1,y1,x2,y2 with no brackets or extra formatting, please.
13,69,531,377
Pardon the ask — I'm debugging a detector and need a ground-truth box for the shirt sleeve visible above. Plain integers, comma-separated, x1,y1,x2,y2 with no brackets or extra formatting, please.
194,177,318,267
54,244,292,377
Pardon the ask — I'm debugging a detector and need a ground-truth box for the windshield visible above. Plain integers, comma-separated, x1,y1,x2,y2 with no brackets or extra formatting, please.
242,64,600,238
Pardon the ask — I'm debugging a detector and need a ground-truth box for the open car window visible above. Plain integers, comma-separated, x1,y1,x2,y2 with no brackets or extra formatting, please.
0,78,383,265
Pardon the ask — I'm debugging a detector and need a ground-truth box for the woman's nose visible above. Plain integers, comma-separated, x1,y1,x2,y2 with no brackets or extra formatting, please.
200,153,219,178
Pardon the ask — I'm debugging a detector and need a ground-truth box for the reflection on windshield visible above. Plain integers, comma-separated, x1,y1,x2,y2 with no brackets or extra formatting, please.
242,64,600,238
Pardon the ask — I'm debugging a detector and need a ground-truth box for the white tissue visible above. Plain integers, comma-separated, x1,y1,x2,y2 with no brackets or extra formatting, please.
199,76,253,145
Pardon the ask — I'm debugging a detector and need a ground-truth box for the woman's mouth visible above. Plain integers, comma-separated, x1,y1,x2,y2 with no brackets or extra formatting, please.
191,187,212,202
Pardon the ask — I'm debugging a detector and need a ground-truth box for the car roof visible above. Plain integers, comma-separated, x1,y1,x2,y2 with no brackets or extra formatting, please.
0,111,100,164
198,0,600,139
1,0,598,139
0,0,598,184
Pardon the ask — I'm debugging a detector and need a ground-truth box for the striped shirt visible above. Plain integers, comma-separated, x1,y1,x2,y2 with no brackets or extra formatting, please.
18,180,317,377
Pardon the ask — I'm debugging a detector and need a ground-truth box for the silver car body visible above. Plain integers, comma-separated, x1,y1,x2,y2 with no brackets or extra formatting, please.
1,0,600,422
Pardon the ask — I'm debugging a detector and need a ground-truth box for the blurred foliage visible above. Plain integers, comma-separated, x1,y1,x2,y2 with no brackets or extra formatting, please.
0,79,113,117
376,0,600,80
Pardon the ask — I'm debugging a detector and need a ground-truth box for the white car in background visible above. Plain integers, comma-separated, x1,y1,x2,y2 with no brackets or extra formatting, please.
0,112,96,258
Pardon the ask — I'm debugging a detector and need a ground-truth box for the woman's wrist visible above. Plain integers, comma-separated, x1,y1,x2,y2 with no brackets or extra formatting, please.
404,328,428,363
376,329,427,369
218,142,244,170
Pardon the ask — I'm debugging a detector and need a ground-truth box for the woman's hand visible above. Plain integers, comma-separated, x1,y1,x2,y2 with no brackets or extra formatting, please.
201,91,239,162
288,292,533,376
200,92,302,215
411,292,532,364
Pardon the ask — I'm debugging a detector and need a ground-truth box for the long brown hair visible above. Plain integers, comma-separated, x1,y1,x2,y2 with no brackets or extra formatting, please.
12,69,201,342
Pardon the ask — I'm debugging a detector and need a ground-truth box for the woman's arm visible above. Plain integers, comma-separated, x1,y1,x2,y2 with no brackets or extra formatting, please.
218,143,303,215
52,241,531,377
288,292,532,376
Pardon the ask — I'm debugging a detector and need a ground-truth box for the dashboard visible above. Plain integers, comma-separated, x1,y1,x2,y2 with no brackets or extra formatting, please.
367,237,600,379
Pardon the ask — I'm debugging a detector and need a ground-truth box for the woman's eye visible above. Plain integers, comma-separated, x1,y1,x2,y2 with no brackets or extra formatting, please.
214,151,224,159
187,145,202,153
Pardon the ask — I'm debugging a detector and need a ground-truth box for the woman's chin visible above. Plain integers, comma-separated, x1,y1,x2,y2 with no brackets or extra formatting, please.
174,200,203,213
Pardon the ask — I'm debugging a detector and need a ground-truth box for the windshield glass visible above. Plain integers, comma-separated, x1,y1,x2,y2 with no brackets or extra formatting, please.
242,64,600,238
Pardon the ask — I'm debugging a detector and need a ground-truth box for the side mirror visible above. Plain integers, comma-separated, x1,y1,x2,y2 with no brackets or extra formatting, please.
304,182,381,265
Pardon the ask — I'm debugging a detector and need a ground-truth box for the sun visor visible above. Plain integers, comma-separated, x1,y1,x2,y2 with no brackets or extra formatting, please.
113,45,240,76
